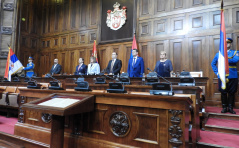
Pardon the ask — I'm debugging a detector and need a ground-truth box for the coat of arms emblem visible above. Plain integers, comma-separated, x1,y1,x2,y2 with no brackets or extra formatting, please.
106,2,127,30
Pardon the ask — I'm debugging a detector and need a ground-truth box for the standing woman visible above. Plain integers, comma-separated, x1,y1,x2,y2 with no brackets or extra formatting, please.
87,56,100,75
154,51,173,77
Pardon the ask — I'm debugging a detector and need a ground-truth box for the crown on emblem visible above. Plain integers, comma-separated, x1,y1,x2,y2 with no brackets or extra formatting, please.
113,2,120,9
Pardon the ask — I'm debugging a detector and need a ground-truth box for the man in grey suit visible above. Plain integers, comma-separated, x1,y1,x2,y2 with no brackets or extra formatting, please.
50,59,62,75
105,52,122,75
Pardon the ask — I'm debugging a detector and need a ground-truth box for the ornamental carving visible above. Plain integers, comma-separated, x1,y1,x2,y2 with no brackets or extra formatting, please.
3,3,14,11
109,111,130,137
1,27,12,34
0,52,8,59
18,96,26,123
106,2,127,30
41,113,52,123
168,110,183,148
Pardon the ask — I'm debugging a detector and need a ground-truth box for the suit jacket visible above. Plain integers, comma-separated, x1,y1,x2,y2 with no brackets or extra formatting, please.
87,63,100,75
105,59,122,75
50,64,62,74
75,64,87,75
127,57,144,77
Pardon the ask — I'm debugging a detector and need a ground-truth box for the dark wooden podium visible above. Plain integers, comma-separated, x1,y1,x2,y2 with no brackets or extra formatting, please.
22,93,94,148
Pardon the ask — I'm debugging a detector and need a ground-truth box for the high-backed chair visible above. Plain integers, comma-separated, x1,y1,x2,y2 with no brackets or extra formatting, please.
7,87,19,107
0,86,7,105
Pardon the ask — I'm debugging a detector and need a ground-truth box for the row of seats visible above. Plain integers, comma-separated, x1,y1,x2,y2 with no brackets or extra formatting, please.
0,86,20,117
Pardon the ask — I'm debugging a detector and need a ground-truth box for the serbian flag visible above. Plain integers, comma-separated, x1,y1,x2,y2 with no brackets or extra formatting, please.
130,35,138,59
4,47,23,81
92,40,98,63
218,0,229,89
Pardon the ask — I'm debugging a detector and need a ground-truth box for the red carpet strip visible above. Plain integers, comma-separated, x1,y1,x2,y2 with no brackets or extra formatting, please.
199,130,239,148
0,115,18,135
206,118,239,129
206,106,239,114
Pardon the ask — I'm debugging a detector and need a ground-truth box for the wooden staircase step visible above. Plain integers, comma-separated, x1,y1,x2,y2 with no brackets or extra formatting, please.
204,117,239,135
204,106,239,120
197,130,239,148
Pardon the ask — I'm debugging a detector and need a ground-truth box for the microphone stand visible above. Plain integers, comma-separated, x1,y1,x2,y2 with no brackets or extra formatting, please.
100,70,126,93
147,68,173,94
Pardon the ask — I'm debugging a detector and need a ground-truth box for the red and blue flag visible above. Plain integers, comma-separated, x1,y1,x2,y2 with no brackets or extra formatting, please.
4,47,23,81
218,0,229,89
130,35,138,59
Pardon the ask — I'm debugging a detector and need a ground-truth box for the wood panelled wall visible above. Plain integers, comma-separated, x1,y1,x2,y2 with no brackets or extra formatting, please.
17,0,239,98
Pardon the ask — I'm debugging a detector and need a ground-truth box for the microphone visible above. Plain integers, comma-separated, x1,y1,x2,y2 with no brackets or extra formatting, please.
26,76,40,89
98,70,126,93
147,68,173,95
47,74,60,83
47,74,63,90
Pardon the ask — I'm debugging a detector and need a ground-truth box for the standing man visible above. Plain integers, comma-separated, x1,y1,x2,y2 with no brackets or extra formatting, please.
127,49,144,77
105,52,122,75
23,57,35,78
75,58,87,75
50,59,62,75
211,38,239,114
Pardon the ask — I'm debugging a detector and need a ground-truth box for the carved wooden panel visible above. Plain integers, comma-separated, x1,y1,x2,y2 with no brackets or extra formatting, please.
154,19,167,35
21,2,29,32
90,0,98,26
170,16,185,33
174,20,183,31
80,0,87,27
141,0,149,15
155,42,164,63
173,0,183,9
89,32,96,43
133,112,159,144
141,44,148,74
63,0,69,30
61,53,66,74
124,46,132,73
193,0,203,6
192,40,202,71
232,8,239,29
192,17,202,28
70,0,77,28
99,49,106,71
70,52,75,73
31,39,37,49
155,0,166,13
237,11,239,23
140,22,150,36
54,4,60,31
172,41,182,72
88,109,107,134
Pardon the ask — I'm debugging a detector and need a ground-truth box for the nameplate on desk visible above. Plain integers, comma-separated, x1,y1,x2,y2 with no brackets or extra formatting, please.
38,98,80,108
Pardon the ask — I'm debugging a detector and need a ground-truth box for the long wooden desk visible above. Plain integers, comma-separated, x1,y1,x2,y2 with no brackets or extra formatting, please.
15,88,193,148
0,75,209,97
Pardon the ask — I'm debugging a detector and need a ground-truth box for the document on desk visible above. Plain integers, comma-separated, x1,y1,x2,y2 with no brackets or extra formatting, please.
38,98,80,108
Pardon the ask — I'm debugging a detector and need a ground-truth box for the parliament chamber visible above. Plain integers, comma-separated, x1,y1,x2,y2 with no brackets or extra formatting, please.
1,0,239,148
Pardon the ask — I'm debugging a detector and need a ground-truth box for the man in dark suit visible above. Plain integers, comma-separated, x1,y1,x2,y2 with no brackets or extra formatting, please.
50,59,62,75
127,49,144,77
106,52,122,75
75,58,87,75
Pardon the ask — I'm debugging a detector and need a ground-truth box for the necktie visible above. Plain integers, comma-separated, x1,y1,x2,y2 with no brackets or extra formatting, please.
132,58,136,67
78,64,82,71
53,64,57,69
110,60,115,73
